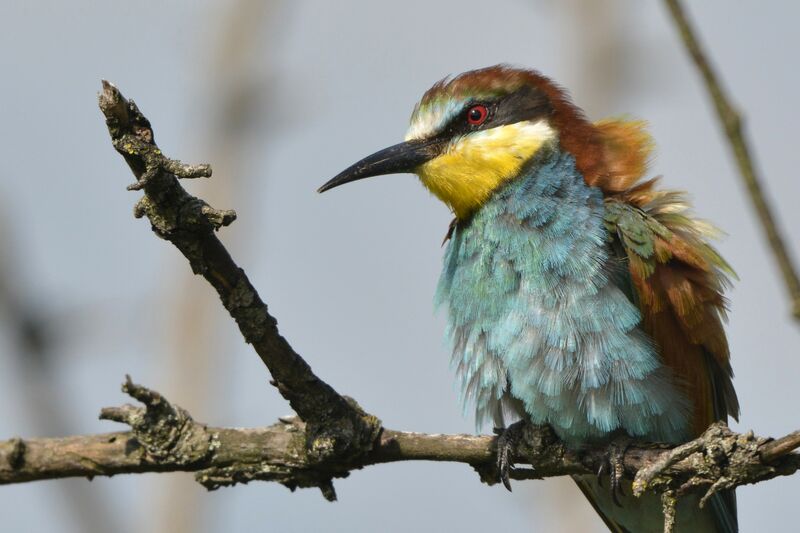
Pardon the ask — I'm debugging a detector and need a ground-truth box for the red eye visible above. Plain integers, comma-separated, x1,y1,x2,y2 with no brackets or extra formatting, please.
466,104,488,125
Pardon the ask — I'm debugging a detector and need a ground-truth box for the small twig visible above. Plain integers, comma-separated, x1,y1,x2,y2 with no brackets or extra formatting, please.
663,0,800,320
761,431,800,462
661,491,677,533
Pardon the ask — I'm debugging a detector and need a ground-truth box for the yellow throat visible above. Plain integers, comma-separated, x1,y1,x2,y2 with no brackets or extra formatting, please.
408,120,555,219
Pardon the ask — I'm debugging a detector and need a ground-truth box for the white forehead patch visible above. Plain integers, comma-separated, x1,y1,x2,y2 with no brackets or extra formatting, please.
404,98,465,141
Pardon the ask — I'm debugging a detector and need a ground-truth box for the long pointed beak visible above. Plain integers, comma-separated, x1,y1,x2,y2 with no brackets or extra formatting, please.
317,138,445,193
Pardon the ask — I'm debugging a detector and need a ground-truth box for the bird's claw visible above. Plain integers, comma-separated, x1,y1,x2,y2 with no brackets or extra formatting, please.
596,435,632,506
494,420,528,492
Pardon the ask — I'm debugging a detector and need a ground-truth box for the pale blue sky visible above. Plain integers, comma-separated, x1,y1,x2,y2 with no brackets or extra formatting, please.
0,1,798,532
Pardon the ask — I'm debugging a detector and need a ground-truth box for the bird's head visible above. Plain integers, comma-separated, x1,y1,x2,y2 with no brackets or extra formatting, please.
318,65,597,219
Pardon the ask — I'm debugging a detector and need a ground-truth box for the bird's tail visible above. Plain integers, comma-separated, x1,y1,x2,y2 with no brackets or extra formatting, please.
573,475,737,533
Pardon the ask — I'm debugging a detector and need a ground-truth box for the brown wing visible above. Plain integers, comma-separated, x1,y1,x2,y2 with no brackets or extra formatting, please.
597,119,738,435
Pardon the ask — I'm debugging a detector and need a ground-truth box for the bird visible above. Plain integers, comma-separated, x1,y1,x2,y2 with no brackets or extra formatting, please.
318,65,739,533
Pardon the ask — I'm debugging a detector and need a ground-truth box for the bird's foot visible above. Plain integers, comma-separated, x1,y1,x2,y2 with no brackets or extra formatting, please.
494,420,529,492
596,435,633,506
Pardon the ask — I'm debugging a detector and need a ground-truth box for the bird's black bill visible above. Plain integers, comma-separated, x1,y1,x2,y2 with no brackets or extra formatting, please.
317,138,445,193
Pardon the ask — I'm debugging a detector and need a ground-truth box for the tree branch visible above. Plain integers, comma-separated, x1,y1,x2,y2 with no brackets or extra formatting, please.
663,0,800,321
97,81,380,473
1,377,799,508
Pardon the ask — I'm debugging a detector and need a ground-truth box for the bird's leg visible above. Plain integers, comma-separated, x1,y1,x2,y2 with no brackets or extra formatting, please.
494,420,529,492
596,434,633,506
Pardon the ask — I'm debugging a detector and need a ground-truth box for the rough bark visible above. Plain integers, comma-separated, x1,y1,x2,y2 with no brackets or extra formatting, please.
2,377,799,508
97,81,381,480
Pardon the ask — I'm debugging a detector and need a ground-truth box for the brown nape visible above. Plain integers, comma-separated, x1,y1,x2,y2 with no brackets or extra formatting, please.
522,71,663,198
512,69,610,188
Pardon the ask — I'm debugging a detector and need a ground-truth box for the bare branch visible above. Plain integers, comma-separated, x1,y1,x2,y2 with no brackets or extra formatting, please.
1,378,798,507
663,0,800,320
97,81,381,471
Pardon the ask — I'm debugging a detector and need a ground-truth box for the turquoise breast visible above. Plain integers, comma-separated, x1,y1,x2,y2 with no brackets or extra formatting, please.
435,145,689,446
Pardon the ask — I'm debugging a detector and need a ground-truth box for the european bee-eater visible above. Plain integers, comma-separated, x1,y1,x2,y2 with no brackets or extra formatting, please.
319,65,738,533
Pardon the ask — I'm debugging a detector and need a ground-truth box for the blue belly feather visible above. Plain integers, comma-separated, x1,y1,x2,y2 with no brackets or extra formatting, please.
436,146,690,446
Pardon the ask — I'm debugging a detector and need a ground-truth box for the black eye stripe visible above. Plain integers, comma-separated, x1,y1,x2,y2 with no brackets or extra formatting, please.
432,86,553,141
492,85,553,127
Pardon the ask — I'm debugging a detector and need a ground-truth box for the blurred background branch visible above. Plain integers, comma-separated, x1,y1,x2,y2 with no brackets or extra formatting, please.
664,0,800,321
0,212,122,533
